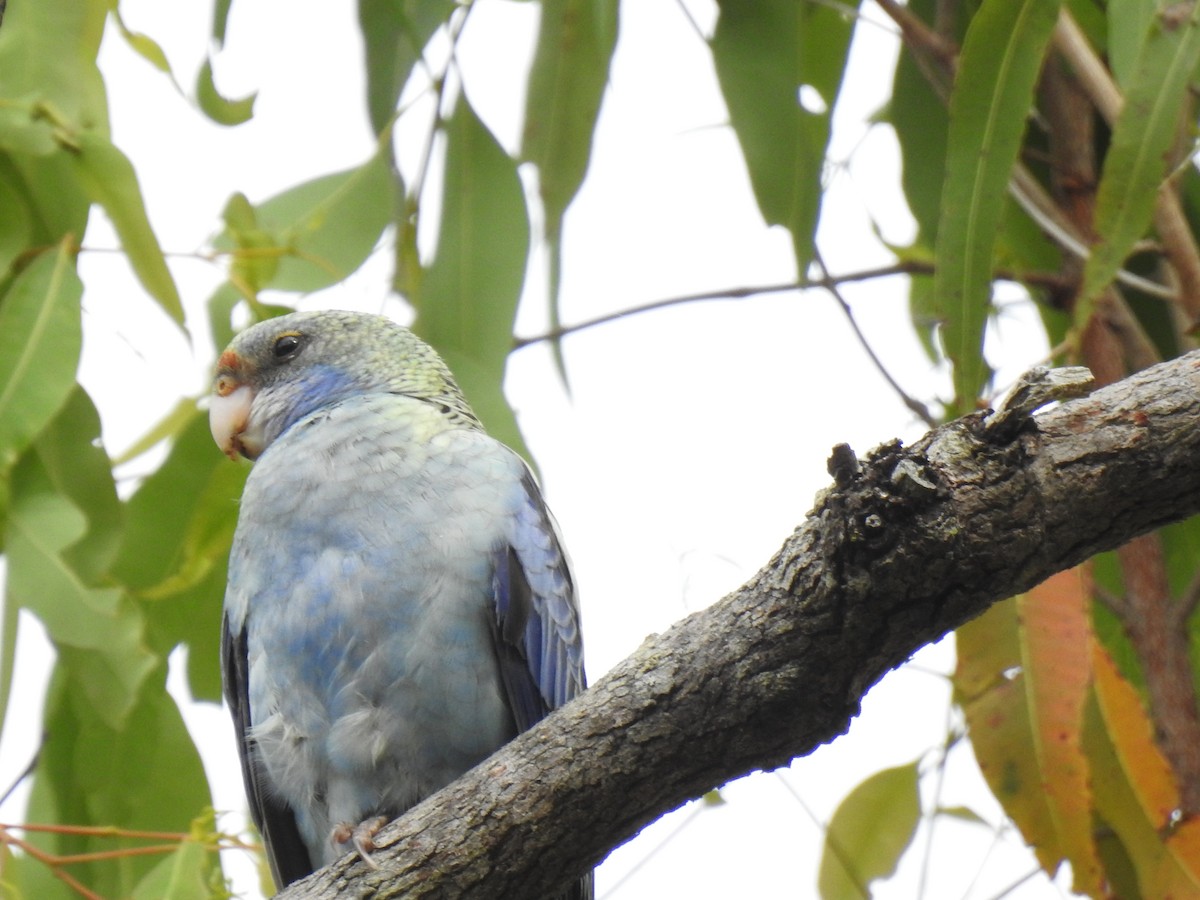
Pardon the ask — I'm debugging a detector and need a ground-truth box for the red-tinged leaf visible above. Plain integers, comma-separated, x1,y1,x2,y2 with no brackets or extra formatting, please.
957,600,1063,865
1016,567,1103,894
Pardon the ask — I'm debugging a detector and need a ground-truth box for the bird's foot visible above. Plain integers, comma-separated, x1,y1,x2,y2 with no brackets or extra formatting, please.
331,816,389,869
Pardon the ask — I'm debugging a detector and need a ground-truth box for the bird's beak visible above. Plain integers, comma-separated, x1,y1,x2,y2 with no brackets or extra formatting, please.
210,352,262,460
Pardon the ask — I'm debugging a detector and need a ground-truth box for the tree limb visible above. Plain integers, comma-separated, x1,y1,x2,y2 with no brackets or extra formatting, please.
281,351,1200,899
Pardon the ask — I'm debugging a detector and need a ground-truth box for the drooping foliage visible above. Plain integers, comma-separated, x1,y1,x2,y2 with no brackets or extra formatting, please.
1,0,1199,896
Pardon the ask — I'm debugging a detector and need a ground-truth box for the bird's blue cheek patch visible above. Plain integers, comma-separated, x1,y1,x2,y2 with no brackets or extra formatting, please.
279,366,363,433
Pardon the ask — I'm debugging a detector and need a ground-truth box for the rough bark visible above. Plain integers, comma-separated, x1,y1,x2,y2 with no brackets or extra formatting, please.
281,351,1200,899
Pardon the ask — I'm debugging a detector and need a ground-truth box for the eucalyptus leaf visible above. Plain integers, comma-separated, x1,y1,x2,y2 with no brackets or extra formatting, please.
819,761,921,899
933,0,1060,414
70,132,184,323
196,58,256,126
6,455,156,729
712,0,856,272
357,0,455,136
1075,3,1200,332
0,242,82,474
415,92,532,461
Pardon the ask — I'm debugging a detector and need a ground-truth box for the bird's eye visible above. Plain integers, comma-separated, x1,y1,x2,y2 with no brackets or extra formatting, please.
272,333,303,360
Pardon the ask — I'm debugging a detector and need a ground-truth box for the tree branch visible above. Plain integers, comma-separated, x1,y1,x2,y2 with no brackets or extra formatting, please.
276,350,1200,899
512,261,1073,350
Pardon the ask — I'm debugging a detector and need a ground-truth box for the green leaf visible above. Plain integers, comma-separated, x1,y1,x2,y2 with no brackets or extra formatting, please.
26,668,216,899
906,273,941,365
111,9,174,78
69,132,184,323
415,92,532,460
522,0,618,385
933,0,1060,415
712,0,856,272
0,151,91,242
818,761,921,899
889,2,949,245
111,396,202,467
0,242,82,474
112,409,246,598
146,551,229,703
1075,3,1200,332
357,0,455,136
0,176,33,274
131,812,218,900
0,0,107,126
522,0,617,236
205,281,246,353
1107,0,1158,87
217,192,279,296
196,58,256,126
227,149,396,293
936,805,989,826
33,387,123,582
211,0,234,45
6,456,156,729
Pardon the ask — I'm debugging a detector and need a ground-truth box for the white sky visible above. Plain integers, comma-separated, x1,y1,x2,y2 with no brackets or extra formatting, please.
1,1,1074,897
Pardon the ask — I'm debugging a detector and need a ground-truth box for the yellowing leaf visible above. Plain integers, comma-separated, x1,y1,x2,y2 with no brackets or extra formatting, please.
1161,818,1200,891
1092,644,1179,830
1016,567,1103,894
957,598,1065,879
1084,688,1200,897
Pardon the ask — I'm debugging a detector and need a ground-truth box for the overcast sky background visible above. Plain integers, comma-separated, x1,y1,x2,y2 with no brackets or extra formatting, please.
1,1,1074,897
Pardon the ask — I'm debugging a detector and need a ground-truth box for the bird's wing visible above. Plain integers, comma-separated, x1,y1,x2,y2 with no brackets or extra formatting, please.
221,613,314,887
491,467,586,733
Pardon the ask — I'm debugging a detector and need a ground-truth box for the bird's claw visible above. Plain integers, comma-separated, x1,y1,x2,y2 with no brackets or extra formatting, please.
331,816,389,869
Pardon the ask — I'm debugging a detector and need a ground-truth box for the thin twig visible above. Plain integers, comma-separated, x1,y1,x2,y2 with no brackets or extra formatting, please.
514,262,927,348
1009,165,1176,301
514,261,1073,352
1175,566,1200,628
813,248,938,427
0,740,41,810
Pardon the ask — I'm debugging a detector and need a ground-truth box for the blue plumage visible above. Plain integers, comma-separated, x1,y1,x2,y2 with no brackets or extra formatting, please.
211,311,589,896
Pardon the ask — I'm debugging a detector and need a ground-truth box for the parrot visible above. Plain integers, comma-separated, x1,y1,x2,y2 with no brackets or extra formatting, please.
209,309,590,898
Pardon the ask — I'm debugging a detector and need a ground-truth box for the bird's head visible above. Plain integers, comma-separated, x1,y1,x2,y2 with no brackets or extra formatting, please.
209,309,476,460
